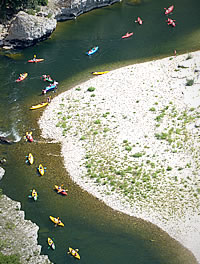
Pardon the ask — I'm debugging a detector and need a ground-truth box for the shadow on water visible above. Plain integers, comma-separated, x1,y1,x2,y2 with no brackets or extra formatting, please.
0,0,200,263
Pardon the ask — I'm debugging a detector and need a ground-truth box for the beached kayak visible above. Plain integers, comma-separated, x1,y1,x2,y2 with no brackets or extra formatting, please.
86,46,99,55
27,153,34,165
135,17,143,25
29,189,38,201
49,216,64,226
122,32,134,39
30,102,48,110
16,73,28,82
68,248,80,260
25,132,33,142
42,83,58,94
55,185,68,196
28,58,44,63
38,164,45,176
92,71,110,75
48,237,55,250
164,5,174,15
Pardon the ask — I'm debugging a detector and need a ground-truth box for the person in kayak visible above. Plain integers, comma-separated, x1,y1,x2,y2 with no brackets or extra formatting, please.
54,217,61,226
32,55,36,62
71,249,77,256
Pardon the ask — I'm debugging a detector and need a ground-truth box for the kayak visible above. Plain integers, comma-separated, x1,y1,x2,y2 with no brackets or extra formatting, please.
42,75,54,83
122,32,134,39
92,71,110,75
38,164,45,176
49,216,64,226
42,84,57,94
28,153,34,165
16,72,28,82
55,185,68,196
25,132,33,142
29,189,38,201
48,237,55,250
86,46,99,55
28,58,44,63
30,102,48,110
135,17,143,25
164,5,174,15
68,247,80,260
167,18,176,27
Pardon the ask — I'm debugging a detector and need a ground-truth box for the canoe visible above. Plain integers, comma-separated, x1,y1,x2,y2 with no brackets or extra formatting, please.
42,75,54,83
122,32,134,39
48,237,55,250
167,18,176,27
31,189,38,201
49,216,64,227
92,71,110,75
25,132,33,142
38,164,45,176
30,102,48,110
42,84,57,94
68,247,80,260
86,46,99,55
16,72,28,82
28,58,44,63
55,185,68,196
135,17,143,25
164,5,174,15
28,153,34,165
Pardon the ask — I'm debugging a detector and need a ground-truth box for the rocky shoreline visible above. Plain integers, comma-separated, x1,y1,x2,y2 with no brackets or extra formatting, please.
0,168,52,264
39,50,200,263
0,0,121,49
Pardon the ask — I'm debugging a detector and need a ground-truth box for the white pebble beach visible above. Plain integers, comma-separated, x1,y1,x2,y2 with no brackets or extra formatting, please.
39,50,200,263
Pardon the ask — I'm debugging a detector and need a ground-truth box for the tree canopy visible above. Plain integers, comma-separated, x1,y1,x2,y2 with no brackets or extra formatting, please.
0,0,48,22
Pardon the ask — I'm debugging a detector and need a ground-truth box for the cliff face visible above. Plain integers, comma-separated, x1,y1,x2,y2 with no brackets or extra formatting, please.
1,0,120,49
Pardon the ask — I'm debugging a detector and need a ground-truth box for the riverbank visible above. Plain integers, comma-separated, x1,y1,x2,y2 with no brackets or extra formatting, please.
0,167,52,264
39,50,200,263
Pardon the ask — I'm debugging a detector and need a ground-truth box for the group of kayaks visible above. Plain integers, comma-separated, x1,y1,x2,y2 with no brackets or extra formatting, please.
165,5,176,27
25,150,75,256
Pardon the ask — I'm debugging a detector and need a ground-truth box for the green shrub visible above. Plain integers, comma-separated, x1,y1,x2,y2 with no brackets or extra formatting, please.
0,252,20,264
132,152,143,158
87,87,95,92
186,79,194,86
27,9,35,15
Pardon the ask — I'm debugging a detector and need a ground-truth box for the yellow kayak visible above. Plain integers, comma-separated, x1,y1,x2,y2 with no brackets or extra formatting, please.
68,247,80,260
38,164,44,176
92,71,110,75
49,216,64,226
31,189,38,201
48,237,55,250
28,153,34,165
30,102,48,110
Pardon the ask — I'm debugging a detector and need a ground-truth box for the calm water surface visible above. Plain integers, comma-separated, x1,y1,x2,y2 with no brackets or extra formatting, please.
0,0,200,263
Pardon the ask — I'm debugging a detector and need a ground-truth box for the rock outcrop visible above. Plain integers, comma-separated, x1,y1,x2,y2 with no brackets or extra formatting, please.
0,168,52,263
0,195,52,264
4,11,57,49
0,0,121,49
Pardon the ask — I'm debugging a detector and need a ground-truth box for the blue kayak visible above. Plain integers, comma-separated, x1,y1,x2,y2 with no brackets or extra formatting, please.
86,46,99,56
42,84,57,94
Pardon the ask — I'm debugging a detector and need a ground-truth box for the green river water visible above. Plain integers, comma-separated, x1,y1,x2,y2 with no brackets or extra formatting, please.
0,0,200,263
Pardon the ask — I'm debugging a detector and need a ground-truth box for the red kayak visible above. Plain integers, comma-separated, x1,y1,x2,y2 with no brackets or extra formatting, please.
122,32,134,39
28,58,44,63
167,18,176,27
135,17,143,25
164,5,174,15
16,73,28,82
55,185,68,196
25,132,33,142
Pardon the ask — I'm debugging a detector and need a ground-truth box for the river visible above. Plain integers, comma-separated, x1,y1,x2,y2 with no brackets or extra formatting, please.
0,0,200,263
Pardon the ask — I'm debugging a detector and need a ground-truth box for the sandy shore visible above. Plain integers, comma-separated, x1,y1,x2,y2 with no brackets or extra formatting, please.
39,51,200,263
